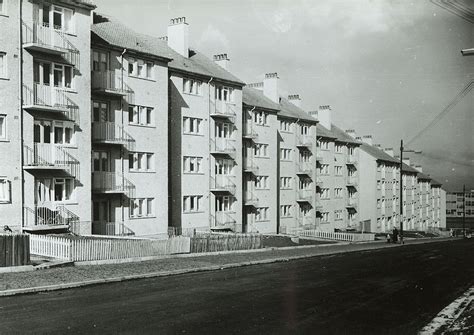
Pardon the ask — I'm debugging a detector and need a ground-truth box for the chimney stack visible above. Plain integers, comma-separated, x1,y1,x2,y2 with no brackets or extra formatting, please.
317,105,331,129
288,94,301,108
247,82,263,90
361,135,373,145
213,53,229,70
345,129,357,138
384,148,394,157
402,157,410,166
263,72,279,104
415,165,423,173
168,17,189,58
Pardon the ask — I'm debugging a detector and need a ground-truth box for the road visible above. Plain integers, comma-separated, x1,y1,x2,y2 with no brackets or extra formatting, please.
0,239,473,334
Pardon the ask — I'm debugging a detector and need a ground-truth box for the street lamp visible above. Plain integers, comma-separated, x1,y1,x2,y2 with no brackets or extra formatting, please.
461,48,474,56
399,139,422,244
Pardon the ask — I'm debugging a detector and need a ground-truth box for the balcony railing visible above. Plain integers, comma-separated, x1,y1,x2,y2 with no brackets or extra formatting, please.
23,84,79,123
346,198,358,209
316,152,323,161
298,217,315,229
243,156,259,174
23,143,80,178
297,189,313,203
243,122,258,140
210,212,237,231
297,162,313,175
92,171,135,198
22,21,80,68
23,204,79,230
210,100,236,121
316,178,323,187
92,221,135,236
346,155,357,165
347,176,358,187
210,138,236,158
296,134,312,149
91,70,134,99
210,175,236,194
244,191,259,207
92,122,136,151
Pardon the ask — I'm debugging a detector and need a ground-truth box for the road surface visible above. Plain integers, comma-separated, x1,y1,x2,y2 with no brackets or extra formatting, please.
0,239,473,334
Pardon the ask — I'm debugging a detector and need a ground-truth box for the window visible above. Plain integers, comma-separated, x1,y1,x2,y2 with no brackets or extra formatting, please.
128,58,154,79
334,188,343,198
130,198,154,218
318,140,330,150
281,205,292,218
321,212,329,223
215,85,234,102
253,111,268,126
183,156,202,174
0,114,5,140
280,120,292,132
255,176,269,189
320,188,330,199
128,105,153,126
216,195,233,212
0,0,5,15
0,178,11,203
36,178,74,203
183,78,202,95
215,121,232,138
215,159,233,175
254,143,268,157
319,164,329,175
34,61,73,89
256,207,269,221
335,210,343,221
334,166,343,176
129,152,154,172
300,151,311,163
36,5,74,34
183,195,202,213
280,148,291,161
182,117,202,135
93,50,108,72
335,144,344,153
53,121,74,145
0,52,6,78
280,177,292,190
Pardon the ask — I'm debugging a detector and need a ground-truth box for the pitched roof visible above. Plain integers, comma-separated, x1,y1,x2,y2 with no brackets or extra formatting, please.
417,172,432,181
331,125,360,145
242,87,280,111
278,97,317,124
431,179,442,187
359,142,400,164
316,124,337,139
92,16,244,86
401,162,419,174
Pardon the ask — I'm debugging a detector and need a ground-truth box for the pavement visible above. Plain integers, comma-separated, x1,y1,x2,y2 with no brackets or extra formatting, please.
0,238,472,334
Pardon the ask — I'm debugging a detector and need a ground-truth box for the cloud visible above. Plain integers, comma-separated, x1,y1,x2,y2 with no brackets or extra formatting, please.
196,24,230,53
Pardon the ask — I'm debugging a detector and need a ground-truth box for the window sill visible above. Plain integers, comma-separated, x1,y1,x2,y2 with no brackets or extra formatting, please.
255,220,270,223
129,170,156,174
255,156,269,159
183,172,205,175
129,216,156,220
183,132,204,137
54,201,78,205
183,92,203,97
0,77,10,81
0,201,11,204
0,139,10,142
128,75,156,82
183,211,205,214
128,123,156,129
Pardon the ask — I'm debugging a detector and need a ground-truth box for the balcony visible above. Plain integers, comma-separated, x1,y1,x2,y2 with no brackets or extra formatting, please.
316,152,324,161
346,176,358,187
210,212,237,231
23,143,80,178
210,100,236,122
346,155,357,165
22,21,80,68
92,221,135,236
91,70,134,98
243,157,259,174
298,217,315,229
297,189,313,203
210,138,236,158
92,171,135,198
23,84,79,123
242,122,258,140
346,198,358,210
244,191,259,207
316,178,323,187
210,175,236,194
297,162,313,176
23,204,79,232
92,122,136,151
296,134,312,149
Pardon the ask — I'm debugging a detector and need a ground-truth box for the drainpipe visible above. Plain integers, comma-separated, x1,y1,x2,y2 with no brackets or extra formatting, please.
19,0,25,233
120,48,126,226
207,77,213,230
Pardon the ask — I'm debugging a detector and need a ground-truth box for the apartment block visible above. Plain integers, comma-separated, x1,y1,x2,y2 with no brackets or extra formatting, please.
90,14,171,237
446,191,474,217
399,158,419,231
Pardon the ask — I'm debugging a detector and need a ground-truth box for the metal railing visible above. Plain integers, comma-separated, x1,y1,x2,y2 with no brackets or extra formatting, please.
347,176,358,186
23,84,79,123
92,171,135,198
296,134,312,148
346,155,357,164
210,212,237,229
346,198,358,208
210,138,236,157
316,177,323,186
243,122,258,139
92,122,136,151
23,143,80,178
297,189,313,202
210,100,237,121
22,21,80,68
243,156,259,173
244,191,259,206
91,70,134,97
23,204,79,229
92,221,135,236
210,175,236,194
297,162,313,175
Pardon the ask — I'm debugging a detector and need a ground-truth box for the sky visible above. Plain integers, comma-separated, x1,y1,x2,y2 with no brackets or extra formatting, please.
94,0,474,192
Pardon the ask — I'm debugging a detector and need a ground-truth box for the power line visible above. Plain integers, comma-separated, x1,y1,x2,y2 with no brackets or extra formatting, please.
430,0,474,24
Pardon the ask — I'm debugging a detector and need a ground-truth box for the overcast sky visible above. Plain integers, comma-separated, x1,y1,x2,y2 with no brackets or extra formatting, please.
94,0,473,191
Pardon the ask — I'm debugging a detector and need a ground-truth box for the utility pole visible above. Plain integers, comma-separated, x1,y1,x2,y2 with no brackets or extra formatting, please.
463,184,466,237
399,140,404,244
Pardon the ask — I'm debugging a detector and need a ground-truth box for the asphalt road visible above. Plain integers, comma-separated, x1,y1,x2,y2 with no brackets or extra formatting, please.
0,239,473,334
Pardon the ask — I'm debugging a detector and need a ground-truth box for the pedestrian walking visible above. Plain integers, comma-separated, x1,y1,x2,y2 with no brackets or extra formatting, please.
386,233,391,243
392,227,399,243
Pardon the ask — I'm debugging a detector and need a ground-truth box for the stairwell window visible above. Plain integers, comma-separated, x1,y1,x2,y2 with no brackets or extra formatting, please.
0,52,6,78
0,114,6,140
128,58,154,79
183,78,202,95
280,120,292,132
280,177,292,190
128,105,153,126
0,178,11,203
253,111,268,126
129,152,154,172
183,195,202,213
130,198,154,218
215,85,234,103
255,176,269,190
183,117,202,135
281,205,292,218
280,148,291,161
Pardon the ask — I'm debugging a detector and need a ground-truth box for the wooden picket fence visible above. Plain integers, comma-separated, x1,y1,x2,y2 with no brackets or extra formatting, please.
29,235,191,261
285,228,375,242
0,234,30,267
190,233,262,253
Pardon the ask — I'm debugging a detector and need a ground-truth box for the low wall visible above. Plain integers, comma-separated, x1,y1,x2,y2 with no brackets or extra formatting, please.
190,234,263,253
0,234,30,267
285,228,375,242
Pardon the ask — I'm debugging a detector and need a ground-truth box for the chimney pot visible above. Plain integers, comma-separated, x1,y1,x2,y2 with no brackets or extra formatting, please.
213,53,230,69
288,94,301,107
361,135,373,145
263,72,279,103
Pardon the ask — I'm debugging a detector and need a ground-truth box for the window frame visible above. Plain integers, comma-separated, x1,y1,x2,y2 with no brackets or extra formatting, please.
0,114,6,140
0,52,7,78
130,197,155,218
0,177,11,203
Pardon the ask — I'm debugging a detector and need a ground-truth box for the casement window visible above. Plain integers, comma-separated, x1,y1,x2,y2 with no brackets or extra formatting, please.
335,144,344,153
128,105,153,126
335,210,343,221
183,156,202,174
129,152,154,172
216,195,233,212
280,177,292,190
348,147,355,156
253,143,268,157
317,140,330,150
299,178,311,191
0,52,6,78
321,212,329,223
255,176,269,189
53,121,74,145
334,166,343,176
0,178,11,203
35,178,74,203
253,111,268,126
130,198,154,218
34,120,74,145
300,151,311,163
183,195,202,213
318,164,329,175
300,124,309,136
215,85,234,102
34,61,73,89
35,4,75,34
92,50,108,72
279,120,292,132
215,159,233,175
128,58,154,79
215,121,232,138
320,188,330,199
334,188,343,198
256,207,269,221
0,114,6,140
183,78,202,95
183,117,202,135
280,205,292,218
0,1,5,15
280,148,291,161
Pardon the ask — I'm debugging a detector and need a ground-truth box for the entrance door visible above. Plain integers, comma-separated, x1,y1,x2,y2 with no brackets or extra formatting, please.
92,101,110,122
